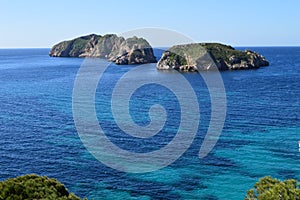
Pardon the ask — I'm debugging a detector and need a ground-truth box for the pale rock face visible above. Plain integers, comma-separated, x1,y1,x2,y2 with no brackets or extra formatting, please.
49,34,156,65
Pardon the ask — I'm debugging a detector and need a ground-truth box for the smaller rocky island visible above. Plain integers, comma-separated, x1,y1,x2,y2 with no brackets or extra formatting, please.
157,43,269,72
49,34,156,65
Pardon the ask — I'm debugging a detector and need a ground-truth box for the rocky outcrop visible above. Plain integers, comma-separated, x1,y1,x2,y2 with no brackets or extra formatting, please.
157,43,269,71
49,34,156,65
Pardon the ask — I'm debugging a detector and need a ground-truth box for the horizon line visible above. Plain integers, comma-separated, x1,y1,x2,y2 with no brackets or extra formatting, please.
1,45,300,49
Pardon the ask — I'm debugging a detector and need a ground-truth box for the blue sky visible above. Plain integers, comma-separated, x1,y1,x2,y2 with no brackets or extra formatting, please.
0,0,299,47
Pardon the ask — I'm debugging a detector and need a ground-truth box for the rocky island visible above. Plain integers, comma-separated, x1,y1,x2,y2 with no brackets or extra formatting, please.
49,34,157,65
50,34,269,71
157,43,269,72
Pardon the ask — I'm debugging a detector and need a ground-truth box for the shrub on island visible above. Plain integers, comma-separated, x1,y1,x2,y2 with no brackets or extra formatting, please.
245,176,300,200
0,174,82,200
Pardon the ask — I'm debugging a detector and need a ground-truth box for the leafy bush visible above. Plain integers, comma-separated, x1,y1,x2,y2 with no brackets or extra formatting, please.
167,52,187,65
245,176,300,200
0,174,81,200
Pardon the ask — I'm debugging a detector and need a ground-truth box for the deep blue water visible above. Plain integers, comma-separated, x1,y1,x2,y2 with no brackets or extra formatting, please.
0,47,299,199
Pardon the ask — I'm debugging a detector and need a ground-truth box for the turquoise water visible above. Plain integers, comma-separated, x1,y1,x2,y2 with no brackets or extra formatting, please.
0,48,299,199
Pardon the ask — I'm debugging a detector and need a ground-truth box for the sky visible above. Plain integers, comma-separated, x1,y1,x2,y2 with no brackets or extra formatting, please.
0,0,299,48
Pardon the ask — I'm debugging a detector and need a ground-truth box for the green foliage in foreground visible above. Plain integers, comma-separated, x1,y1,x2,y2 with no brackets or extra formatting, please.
0,174,82,200
245,176,300,200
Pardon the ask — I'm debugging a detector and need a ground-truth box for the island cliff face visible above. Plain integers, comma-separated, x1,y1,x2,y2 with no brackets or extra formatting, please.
157,43,269,72
49,34,156,65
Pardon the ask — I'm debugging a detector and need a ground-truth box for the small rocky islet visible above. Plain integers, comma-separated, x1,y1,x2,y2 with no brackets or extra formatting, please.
49,34,269,71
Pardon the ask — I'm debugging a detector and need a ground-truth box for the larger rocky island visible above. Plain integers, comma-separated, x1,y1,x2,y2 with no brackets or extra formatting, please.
157,43,269,71
49,34,156,65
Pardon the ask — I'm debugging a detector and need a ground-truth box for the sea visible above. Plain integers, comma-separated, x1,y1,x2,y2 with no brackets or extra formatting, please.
0,47,299,199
